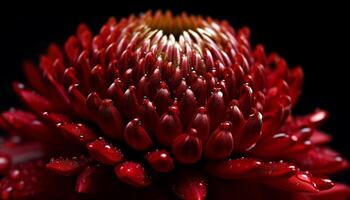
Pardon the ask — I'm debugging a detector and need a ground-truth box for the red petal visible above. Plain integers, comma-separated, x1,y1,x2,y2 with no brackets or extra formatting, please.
179,88,198,129
254,162,297,179
43,73,70,109
261,103,285,137
13,82,54,113
49,57,64,83
251,63,266,92
225,104,244,138
307,183,350,200
76,165,114,194
1,110,59,144
172,134,202,164
63,67,79,89
0,160,74,200
124,118,153,151
41,112,71,124
0,142,45,170
265,171,327,193
310,130,332,145
114,162,151,187
206,89,225,131
289,147,349,175
157,104,182,146
153,82,172,116
86,92,102,118
145,149,174,173
65,36,80,65
171,172,207,200
237,110,262,151
288,66,303,106
138,99,159,137
47,43,64,62
56,122,97,145
238,84,254,117
122,86,139,119
97,99,124,140
189,107,210,142
107,79,124,109
87,139,123,165
205,122,234,160
68,84,88,117
204,158,262,179
251,133,295,158
22,61,47,95
192,76,207,106
46,156,90,176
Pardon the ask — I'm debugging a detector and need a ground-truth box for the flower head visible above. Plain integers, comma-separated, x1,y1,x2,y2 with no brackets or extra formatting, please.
0,11,349,200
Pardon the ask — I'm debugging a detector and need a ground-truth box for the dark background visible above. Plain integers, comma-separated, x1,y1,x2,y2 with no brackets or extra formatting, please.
0,1,349,182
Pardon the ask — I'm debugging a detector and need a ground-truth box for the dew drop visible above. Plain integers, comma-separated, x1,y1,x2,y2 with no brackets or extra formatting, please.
14,181,25,191
10,170,20,180
335,156,343,162
17,83,25,89
1,187,13,200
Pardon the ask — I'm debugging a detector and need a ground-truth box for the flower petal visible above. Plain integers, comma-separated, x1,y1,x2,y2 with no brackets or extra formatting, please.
114,162,151,187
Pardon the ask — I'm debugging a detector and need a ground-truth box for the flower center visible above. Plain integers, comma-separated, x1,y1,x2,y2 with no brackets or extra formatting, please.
143,11,204,38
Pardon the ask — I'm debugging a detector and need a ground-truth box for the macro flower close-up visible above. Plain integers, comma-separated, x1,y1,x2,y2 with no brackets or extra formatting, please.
0,9,349,200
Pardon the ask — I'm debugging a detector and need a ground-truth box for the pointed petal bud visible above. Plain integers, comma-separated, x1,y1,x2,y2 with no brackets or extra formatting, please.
207,88,225,131
122,86,139,119
124,118,153,151
205,122,234,160
189,107,210,142
172,134,202,164
145,150,174,173
97,99,124,140
179,88,198,129
157,104,182,146
237,110,262,151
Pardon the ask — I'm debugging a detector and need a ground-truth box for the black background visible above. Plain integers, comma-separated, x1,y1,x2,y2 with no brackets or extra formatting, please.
0,1,349,183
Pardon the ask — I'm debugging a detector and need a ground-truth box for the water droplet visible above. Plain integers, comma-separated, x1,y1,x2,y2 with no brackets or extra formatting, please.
335,156,343,162
15,181,25,191
0,156,10,172
10,170,20,180
1,187,13,200
31,120,41,125
300,127,311,133
290,135,298,142
17,83,25,89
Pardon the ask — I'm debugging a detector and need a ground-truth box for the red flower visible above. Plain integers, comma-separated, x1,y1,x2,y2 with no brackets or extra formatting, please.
0,11,349,200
